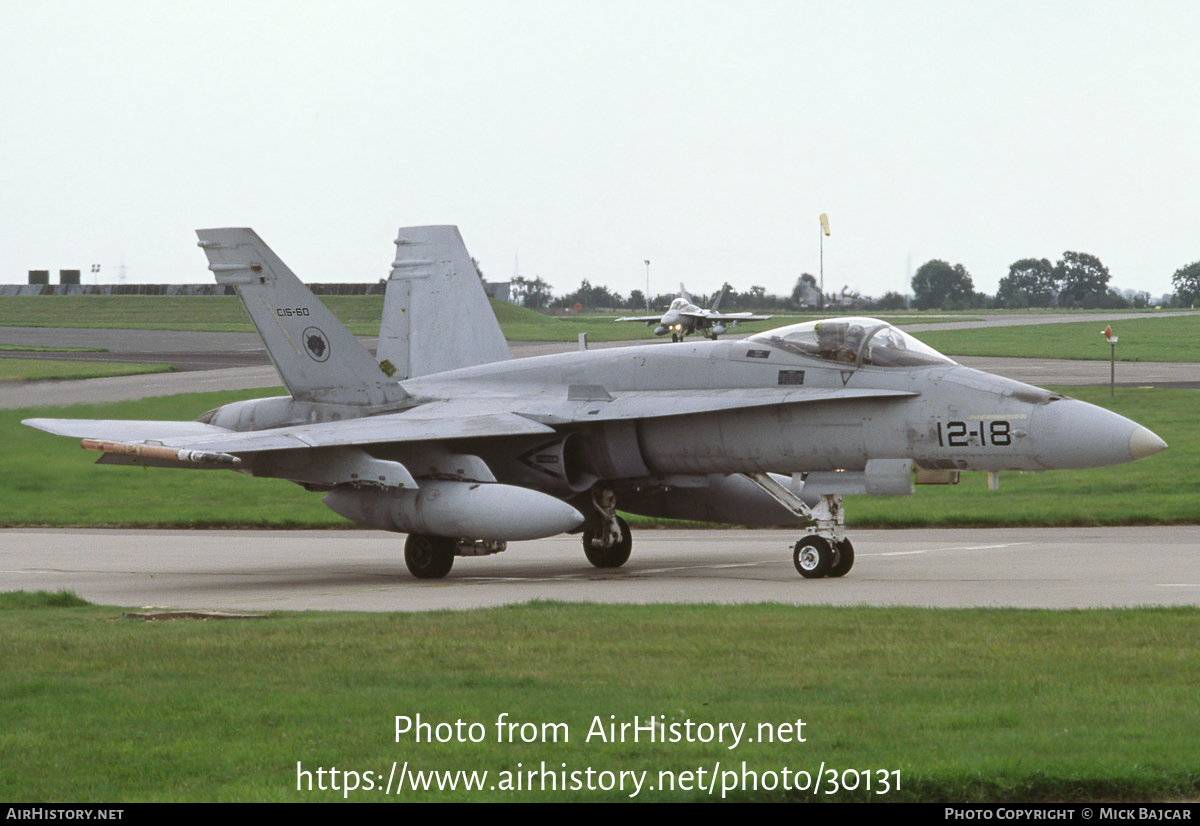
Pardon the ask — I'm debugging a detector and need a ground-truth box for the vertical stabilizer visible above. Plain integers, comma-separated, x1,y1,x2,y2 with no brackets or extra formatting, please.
196,228,408,407
710,285,728,312
378,226,511,379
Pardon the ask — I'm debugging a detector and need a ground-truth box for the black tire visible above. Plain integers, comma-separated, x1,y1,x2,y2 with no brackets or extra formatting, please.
582,515,632,568
793,535,833,579
404,534,455,579
828,538,855,578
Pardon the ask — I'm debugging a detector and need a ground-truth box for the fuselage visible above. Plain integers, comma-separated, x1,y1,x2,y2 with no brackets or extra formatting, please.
404,319,1162,483
652,298,704,337
198,317,1164,511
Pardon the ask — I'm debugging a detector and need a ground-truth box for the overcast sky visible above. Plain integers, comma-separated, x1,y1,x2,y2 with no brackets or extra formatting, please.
3,0,1198,302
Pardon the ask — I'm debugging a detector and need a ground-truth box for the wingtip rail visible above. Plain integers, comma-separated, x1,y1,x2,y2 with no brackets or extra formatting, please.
81,439,242,467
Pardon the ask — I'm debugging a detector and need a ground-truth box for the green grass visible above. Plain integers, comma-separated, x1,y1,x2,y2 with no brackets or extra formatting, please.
4,388,347,527
0,359,176,382
0,588,92,608
2,385,1190,528
913,315,1200,362
0,344,106,352
0,293,771,342
0,295,388,336
0,295,265,331
0,294,978,343
2,596,1197,802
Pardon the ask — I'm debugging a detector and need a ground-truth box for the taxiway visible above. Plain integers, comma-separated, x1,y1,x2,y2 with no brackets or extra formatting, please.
4,527,1198,612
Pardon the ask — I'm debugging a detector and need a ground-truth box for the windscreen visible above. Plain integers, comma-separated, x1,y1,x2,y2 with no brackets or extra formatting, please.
749,318,955,368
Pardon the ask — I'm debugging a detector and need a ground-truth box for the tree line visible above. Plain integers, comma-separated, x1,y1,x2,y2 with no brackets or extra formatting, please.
914,252,1198,311
508,275,810,313
498,253,1200,313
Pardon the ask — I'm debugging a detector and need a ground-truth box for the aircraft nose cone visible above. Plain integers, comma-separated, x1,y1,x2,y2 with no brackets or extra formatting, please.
1129,426,1167,460
1033,399,1166,469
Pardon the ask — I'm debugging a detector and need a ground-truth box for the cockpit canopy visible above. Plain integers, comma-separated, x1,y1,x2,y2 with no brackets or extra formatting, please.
748,317,955,368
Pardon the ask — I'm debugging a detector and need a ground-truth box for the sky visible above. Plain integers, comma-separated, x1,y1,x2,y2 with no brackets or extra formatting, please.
3,0,1198,302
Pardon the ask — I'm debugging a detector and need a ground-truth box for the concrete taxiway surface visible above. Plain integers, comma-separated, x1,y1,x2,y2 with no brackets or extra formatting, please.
4,527,1198,612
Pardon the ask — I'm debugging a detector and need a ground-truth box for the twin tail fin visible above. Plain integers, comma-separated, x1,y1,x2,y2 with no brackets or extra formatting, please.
196,228,408,408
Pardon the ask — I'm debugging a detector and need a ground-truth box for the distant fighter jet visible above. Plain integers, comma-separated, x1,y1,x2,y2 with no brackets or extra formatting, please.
616,284,771,341
24,227,1167,580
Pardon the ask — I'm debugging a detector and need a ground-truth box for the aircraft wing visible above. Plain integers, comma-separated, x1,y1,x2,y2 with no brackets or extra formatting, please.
714,312,772,322
23,419,232,443
613,315,661,323
513,386,917,425
25,387,914,457
24,406,556,456
680,311,773,323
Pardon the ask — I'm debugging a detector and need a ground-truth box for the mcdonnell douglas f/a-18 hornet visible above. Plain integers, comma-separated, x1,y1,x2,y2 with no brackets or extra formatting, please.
615,284,771,341
24,227,1167,580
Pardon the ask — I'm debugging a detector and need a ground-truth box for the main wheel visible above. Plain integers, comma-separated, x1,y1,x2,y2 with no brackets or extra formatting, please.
793,535,833,579
582,515,632,568
404,534,455,579
828,538,855,578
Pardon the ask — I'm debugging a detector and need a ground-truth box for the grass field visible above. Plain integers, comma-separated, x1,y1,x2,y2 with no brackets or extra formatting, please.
0,344,106,352
3,592,1197,803
916,315,1200,363
0,294,971,343
3,385,1191,528
0,359,176,382
8,293,1193,357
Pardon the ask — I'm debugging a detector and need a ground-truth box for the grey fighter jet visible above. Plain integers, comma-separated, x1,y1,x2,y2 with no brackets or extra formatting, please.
615,284,771,341
24,227,1167,580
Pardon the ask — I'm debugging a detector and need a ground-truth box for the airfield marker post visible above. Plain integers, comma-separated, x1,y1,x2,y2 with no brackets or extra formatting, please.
1102,325,1118,397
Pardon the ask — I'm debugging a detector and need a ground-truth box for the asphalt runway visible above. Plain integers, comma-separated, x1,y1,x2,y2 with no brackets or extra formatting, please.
4,527,1199,612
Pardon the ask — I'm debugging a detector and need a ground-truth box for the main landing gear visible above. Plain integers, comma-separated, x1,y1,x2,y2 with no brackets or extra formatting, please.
404,534,455,579
581,488,632,569
404,534,507,579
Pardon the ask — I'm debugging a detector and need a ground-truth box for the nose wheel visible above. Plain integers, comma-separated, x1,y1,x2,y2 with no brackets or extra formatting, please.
793,536,832,578
792,493,854,579
793,536,854,578
739,476,858,580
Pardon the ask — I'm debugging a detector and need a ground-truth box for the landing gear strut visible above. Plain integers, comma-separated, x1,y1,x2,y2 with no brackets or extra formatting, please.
582,488,632,568
741,475,858,580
